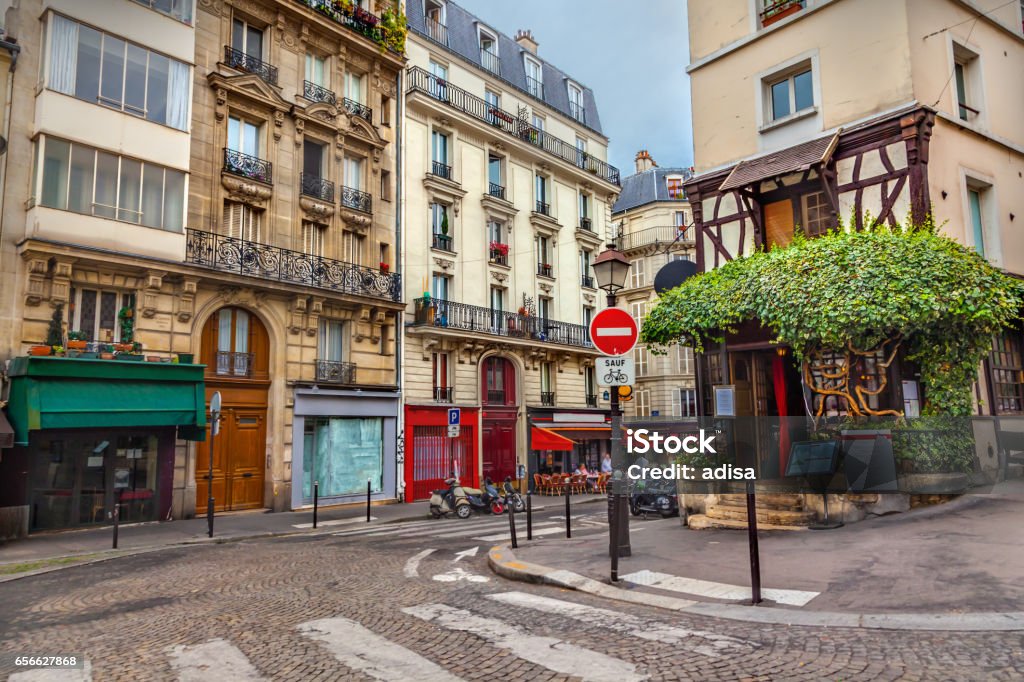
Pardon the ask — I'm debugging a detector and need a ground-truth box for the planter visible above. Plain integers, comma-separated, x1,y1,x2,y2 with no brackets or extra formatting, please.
29,345,52,356
79,352,98,359
118,354,144,362
67,340,88,350
100,352,115,360
146,356,161,362
177,353,194,364
115,343,134,352
762,2,803,26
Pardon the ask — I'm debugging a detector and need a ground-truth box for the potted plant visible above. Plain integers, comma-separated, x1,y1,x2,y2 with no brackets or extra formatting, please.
67,330,89,350
379,262,390,273
761,0,803,26
44,303,65,354
52,345,65,357
100,344,115,360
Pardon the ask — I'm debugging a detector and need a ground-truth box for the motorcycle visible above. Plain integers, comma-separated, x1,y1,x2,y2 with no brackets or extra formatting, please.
502,476,526,513
629,478,679,518
429,477,472,519
468,478,504,515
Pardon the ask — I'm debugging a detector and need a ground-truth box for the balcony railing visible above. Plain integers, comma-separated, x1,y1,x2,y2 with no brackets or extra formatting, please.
537,263,553,277
535,201,551,216
480,48,500,75
216,351,253,377
223,148,272,184
406,67,620,185
569,102,586,124
579,218,593,232
301,173,335,203
540,392,556,406
488,182,506,200
586,394,598,408
433,386,454,403
303,80,337,105
185,228,401,301
581,275,595,288
431,160,453,181
614,225,694,251
526,76,544,99
760,0,806,27
432,234,454,252
316,359,356,384
224,46,278,85
340,186,372,213
296,0,394,52
424,16,448,45
342,97,373,122
486,389,509,405
489,250,508,266
412,298,592,349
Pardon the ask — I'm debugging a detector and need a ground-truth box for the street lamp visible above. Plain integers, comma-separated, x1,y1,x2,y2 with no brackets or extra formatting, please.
592,243,632,567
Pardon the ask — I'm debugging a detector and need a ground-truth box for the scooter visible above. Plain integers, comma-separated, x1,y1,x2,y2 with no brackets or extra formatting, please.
502,476,526,513
464,479,503,515
429,478,472,519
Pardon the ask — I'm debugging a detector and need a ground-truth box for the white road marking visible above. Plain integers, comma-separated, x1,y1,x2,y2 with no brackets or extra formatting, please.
298,617,464,682
292,515,377,529
474,525,568,541
452,546,478,561
403,603,645,682
167,639,264,681
432,567,489,583
9,663,92,682
621,570,819,607
403,548,436,578
415,521,557,540
487,591,755,658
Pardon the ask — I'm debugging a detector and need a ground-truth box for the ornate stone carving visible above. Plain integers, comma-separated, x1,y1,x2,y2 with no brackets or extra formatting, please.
539,282,553,294
177,277,199,322
50,259,74,306
300,196,336,222
141,271,164,318
433,257,455,271
273,110,284,140
340,210,372,233
222,173,273,208
215,88,228,121
294,118,305,146
218,286,267,309
307,296,325,337
583,292,596,304
490,271,508,283
24,257,49,307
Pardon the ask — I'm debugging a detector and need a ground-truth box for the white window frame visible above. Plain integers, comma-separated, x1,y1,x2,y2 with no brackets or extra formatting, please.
479,26,499,73
71,287,131,342
318,318,346,362
634,345,648,377
962,171,1000,265
951,41,984,125
636,389,651,417
567,81,584,122
677,345,693,375
679,388,698,417
756,53,819,132
305,52,328,87
524,55,543,98
629,259,646,288
800,190,831,236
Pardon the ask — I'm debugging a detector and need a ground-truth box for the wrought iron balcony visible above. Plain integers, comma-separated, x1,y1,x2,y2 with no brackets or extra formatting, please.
579,218,593,232
489,250,508,266
185,228,401,301
431,161,453,181
224,46,278,85
303,80,336,106
614,225,694,251
540,392,556,406
480,48,500,75
535,201,551,216
568,102,586,124
486,389,509,405
581,275,595,288
216,351,253,377
223,148,272,184
412,297,592,349
537,263,553,278
406,67,620,186
316,359,356,384
586,394,598,408
433,386,453,403
526,76,544,99
488,182,506,200
340,186,372,213
424,16,448,45
342,97,373,122
301,173,335,203
432,234,454,252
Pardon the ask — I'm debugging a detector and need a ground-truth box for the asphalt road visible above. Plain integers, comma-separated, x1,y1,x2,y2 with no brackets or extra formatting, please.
0,506,1021,681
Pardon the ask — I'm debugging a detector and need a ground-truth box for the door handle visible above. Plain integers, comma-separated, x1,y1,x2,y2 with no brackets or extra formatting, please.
241,472,253,478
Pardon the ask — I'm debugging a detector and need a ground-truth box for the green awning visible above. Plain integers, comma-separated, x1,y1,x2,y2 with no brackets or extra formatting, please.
5,357,206,446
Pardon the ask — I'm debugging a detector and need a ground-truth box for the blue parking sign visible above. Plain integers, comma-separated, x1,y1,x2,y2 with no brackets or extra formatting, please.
448,408,460,425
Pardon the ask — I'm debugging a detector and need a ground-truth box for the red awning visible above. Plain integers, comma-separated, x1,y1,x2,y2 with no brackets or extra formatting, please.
531,427,576,451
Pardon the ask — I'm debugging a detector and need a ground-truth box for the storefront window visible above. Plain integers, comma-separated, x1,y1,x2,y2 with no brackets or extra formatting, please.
303,417,383,500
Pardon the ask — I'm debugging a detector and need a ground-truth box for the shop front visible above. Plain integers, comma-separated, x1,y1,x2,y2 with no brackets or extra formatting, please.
291,388,400,509
403,405,480,502
528,409,610,478
0,357,206,536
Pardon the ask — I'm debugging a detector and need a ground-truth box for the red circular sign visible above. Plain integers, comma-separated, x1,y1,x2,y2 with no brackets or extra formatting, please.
589,308,639,356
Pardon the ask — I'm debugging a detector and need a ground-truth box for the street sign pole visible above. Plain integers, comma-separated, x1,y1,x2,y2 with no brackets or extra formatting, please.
208,391,222,539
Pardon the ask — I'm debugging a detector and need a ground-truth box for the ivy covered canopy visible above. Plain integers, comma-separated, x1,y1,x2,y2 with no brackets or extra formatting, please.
641,220,1024,416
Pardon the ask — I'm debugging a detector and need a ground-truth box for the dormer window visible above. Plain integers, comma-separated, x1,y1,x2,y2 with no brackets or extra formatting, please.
524,55,543,99
479,28,499,75
567,82,585,124
424,0,447,45
666,175,685,199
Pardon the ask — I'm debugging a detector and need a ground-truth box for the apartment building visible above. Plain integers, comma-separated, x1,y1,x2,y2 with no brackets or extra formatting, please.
401,0,621,498
611,150,697,421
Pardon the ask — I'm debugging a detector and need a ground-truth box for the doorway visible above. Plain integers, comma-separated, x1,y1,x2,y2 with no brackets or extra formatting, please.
481,356,518,481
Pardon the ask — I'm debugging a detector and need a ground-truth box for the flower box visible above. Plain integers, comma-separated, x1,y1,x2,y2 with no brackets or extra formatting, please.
29,345,52,356
762,0,803,26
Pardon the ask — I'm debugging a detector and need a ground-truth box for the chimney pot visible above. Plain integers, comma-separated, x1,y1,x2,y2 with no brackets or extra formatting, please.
634,149,657,173
515,29,538,54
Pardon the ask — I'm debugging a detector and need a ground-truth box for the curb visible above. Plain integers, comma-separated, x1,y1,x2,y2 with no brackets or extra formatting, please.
486,544,1024,632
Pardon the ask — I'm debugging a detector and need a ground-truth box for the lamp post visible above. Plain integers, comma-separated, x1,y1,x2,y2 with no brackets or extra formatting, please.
592,244,632,564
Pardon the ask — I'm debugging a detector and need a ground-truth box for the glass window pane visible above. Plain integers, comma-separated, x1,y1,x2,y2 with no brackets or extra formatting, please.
124,44,148,115
99,291,117,332
141,164,164,228
218,310,232,352
303,140,323,177
68,145,95,214
100,35,126,106
41,138,71,209
94,151,119,218
969,189,985,257
235,309,249,353
232,19,244,52
242,122,259,156
118,158,142,222
74,25,102,103
79,290,97,339
228,117,240,152
146,53,169,126
793,70,813,112
163,170,185,232
246,25,263,59
771,79,790,120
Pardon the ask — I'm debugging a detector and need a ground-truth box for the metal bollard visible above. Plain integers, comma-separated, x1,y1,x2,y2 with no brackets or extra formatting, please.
565,477,571,539
526,490,533,540
313,481,319,529
746,482,762,605
508,500,518,549
366,479,372,522
112,490,121,550
610,494,619,582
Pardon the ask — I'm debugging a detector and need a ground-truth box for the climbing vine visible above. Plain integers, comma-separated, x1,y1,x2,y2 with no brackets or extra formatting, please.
641,215,1024,416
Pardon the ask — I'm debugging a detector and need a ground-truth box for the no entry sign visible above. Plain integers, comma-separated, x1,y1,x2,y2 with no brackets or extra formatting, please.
589,308,639,356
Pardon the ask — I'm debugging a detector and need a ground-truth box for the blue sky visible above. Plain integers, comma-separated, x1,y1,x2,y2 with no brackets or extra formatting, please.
452,0,693,177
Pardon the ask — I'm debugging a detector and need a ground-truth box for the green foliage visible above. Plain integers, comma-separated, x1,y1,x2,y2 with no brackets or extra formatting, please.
641,216,1024,416
814,416,975,473
378,6,408,55
46,304,64,347
118,306,134,343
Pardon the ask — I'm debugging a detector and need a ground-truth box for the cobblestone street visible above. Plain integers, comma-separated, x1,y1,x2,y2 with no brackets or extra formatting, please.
1,508,1022,681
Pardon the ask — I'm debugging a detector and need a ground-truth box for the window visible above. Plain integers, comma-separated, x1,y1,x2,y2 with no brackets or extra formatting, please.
228,116,261,157
801,191,831,236
431,130,450,168
302,417,384,500
303,139,326,180
485,89,501,125
38,136,185,231
679,388,698,417
380,95,391,126
305,53,327,87
667,175,685,199
674,210,687,229
582,306,594,330
70,288,131,342
431,203,452,250
580,250,594,287
536,235,552,273
424,1,447,44
232,17,264,59
133,0,193,24
379,242,390,267
634,346,648,377
345,71,365,105
990,330,1024,414
538,296,552,322
344,156,364,191
525,56,543,98
953,44,981,122
302,221,325,257
488,220,504,245
223,201,263,242
488,154,503,189
768,67,813,121
677,346,694,375
380,169,391,201
479,30,499,74
567,83,584,122
629,259,646,288
432,352,451,401
585,366,597,402
578,192,590,220
575,137,587,168
636,389,651,417
630,301,647,325
534,173,548,212
342,229,364,264
432,274,451,300
968,186,987,257
216,307,251,376
47,15,190,130
531,114,545,132
318,319,345,362
540,361,554,397
428,60,448,99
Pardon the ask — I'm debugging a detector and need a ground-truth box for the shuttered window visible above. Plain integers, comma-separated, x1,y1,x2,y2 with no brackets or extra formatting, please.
302,221,326,257
222,201,262,242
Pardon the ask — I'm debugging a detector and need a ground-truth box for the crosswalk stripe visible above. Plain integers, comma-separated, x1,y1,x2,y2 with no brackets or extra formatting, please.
402,603,646,682
621,570,819,607
486,591,756,658
8,664,92,682
292,515,378,529
298,616,464,682
167,639,264,681
474,525,570,541
427,522,557,540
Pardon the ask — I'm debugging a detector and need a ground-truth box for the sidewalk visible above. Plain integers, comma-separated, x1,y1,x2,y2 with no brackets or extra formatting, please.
491,479,1024,624
0,493,606,577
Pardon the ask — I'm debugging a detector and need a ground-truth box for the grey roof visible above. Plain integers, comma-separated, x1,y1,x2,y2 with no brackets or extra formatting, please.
612,167,694,214
407,1,604,136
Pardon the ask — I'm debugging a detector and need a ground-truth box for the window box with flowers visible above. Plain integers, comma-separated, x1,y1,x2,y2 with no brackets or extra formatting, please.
67,330,89,350
489,241,509,265
761,0,805,27
379,262,390,273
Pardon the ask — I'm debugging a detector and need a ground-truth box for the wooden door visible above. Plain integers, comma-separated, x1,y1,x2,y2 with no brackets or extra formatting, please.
195,416,228,514
228,410,266,510
764,199,795,249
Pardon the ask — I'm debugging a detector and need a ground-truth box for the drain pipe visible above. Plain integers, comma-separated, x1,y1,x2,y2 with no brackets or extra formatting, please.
394,67,405,502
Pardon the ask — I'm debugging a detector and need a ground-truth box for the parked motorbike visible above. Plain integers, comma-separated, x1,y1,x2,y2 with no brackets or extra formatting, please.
629,478,679,518
429,478,472,519
503,476,526,513
464,478,503,515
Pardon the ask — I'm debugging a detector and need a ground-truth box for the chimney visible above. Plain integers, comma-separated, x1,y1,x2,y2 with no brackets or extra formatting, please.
515,29,538,54
635,149,657,173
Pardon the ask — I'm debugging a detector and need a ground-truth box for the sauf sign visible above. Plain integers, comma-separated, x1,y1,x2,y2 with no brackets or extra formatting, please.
597,357,634,386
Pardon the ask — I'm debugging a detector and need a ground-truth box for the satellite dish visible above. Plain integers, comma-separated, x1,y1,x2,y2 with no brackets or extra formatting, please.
653,259,698,295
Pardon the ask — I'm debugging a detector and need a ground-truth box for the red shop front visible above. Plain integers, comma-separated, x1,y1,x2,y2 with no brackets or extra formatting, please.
404,405,480,502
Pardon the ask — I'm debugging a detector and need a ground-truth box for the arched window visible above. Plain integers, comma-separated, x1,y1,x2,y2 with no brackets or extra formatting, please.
201,307,269,379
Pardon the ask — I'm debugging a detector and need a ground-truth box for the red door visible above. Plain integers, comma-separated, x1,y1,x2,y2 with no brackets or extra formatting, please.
404,406,479,501
482,409,516,481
